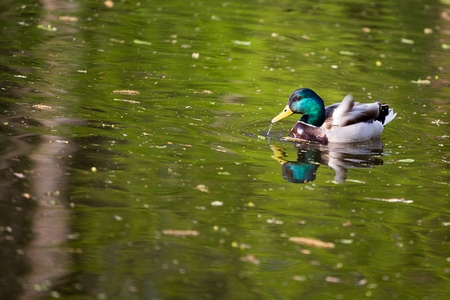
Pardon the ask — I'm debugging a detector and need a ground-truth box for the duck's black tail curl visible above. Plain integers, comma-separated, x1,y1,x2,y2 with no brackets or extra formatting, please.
376,104,390,124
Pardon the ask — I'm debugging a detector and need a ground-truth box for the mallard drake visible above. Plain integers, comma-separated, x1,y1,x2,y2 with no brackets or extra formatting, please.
271,88,396,143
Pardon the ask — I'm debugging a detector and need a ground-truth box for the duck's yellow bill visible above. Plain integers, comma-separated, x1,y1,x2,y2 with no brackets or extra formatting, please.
271,105,293,124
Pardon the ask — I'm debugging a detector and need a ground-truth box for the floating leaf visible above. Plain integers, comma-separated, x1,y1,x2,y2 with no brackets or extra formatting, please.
133,39,152,46
325,276,343,283
32,104,53,110
289,237,335,249
58,16,78,22
401,38,414,44
346,179,366,183
113,98,140,104
411,79,430,85
195,184,209,193
340,239,353,244
193,90,212,94
232,40,251,46
397,158,415,163
113,90,140,95
240,254,260,265
339,50,355,56
162,230,199,236
364,197,413,204
37,24,57,32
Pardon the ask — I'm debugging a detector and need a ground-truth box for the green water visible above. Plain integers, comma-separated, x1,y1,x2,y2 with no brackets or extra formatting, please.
1,0,449,299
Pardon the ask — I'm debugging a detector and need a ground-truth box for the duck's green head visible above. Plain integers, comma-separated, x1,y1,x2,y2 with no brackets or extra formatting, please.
271,88,326,127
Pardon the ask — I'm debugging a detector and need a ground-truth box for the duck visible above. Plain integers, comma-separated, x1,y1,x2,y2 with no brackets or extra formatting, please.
270,88,396,144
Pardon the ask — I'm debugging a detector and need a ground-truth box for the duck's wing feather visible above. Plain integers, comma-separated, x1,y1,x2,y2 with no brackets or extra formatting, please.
324,103,339,120
331,94,380,127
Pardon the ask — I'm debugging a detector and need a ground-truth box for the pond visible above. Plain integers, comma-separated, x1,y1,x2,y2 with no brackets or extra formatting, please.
0,0,449,299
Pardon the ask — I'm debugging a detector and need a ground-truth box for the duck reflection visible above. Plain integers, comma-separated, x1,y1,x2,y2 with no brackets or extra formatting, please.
271,139,384,183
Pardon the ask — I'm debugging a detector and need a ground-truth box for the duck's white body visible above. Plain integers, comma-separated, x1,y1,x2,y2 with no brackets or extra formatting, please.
287,94,397,143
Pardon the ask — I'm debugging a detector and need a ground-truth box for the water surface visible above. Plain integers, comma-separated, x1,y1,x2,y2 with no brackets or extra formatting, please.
0,0,449,299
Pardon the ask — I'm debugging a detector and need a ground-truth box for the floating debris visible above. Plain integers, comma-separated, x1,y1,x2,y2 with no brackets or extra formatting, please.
345,179,366,184
195,184,209,193
364,197,413,204
13,173,26,179
51,140,69,144
104,1,114,8
411,79,430,85
37,24,57,32
231,241,251,249
325,276,343,283
401,38,414,44
162,230,199,237
193,90,212,94
91,167,97,173
192,52,200,59
339,50,355,56
339,239,353,244
232,40,251,46
267,218,284,225
431,119,449,126
113,90,140,95
289,237,335,249
32,104,53,110
133,39,152,46
240,254,260,265
114,98,141,104
58,16,78,22
292,275,307,281
397,159,415,163
211,201,223,206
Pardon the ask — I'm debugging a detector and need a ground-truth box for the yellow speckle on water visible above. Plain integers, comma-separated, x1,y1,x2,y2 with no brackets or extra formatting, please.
91,167,97,173
376,61,382,66
248,202,255,207
231,241,238,248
